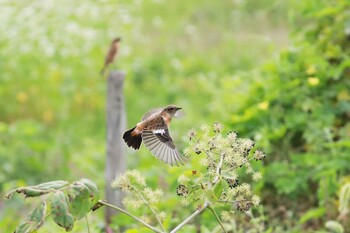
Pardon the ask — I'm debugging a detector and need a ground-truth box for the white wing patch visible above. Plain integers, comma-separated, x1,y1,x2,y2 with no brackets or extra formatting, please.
153,129,166,134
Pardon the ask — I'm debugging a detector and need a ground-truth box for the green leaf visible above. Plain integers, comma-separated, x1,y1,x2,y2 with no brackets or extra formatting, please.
299,207,325,224
15,201,46,233
213,180,223,199
5,181,69,199
68,181,94,220
5,187,52,199
204,189,217,202
221,170,236,180
51,191,74,231
36,180,69,190
79,178,99,202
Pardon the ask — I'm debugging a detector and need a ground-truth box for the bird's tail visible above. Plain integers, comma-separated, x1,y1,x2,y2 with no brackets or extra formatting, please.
123,127,142,150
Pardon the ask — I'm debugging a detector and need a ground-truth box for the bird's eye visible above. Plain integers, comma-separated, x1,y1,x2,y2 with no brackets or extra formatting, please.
169,107,174,110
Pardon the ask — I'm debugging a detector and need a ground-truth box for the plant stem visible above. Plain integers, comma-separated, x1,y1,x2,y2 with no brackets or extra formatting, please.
213,154,224,184
85,215,90,233
132,186,166,232
170,202,209,233
97,200,163,233
207,205,227,233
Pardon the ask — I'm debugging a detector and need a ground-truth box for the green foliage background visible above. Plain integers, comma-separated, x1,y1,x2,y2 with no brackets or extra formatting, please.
1,0,350,232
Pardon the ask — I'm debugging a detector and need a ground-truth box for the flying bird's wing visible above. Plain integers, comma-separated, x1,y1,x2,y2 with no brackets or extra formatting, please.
141,108,162,121
142,119,185,166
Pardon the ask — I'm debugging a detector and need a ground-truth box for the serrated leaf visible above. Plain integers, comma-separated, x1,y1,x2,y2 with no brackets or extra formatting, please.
15,201,46,233
214,180,223,199
36,180,69,190
51,191,74,231
68,181,93,220
79,178,99,202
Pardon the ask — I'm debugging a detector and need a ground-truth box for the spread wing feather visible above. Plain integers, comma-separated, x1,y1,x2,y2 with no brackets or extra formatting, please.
142,122,185,166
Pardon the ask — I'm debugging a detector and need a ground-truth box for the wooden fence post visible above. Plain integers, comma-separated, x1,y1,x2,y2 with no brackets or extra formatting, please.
105,71,127,224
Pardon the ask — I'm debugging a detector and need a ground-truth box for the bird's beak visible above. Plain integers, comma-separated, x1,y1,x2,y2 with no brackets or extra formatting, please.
177,107,182,110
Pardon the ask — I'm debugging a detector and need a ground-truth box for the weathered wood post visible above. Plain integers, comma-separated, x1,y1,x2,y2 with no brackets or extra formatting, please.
105,71,127,224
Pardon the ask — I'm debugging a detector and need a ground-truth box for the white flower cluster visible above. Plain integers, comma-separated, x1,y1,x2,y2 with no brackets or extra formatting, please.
111,170,146,191
178,123,266,214
112,169,164,220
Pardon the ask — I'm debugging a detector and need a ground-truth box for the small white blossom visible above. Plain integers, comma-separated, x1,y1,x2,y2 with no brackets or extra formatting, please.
159,211,167,222
112,174,131,191
123,196,142,209
240,183,251,196
200,124,210,135
245,163,254,174
199,157,209,166
221,211,231,222
213,122,224,133
227,188,238,197
183,147,191,156
252,172,262,182
180,198,190,207
126,170,146,187
227,131,237,142
140,215,151,224
241,138,255,149
178,175,190,185
254,149,266,160
252,195,261,206
187,128,197,140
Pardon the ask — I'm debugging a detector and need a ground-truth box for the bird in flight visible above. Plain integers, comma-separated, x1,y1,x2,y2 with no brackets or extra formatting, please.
123,105,185,166
100,37,121,75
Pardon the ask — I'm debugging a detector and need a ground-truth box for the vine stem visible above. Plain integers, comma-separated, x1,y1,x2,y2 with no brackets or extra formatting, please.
207,205,227,233
132,186,166,232
170,202,209,233
97,200,163,233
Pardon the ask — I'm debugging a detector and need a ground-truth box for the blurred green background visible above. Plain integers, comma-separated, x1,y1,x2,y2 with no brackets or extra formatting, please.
1,0,350,232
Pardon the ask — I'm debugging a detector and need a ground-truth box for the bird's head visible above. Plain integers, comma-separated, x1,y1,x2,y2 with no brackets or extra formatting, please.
113,37,122,43
163,105,182,117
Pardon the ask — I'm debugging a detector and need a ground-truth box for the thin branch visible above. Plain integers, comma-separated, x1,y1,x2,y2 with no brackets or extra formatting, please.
230,157,256,170
212,153,224,184
132,186,166,232
170,202,209,233
216,200,237,204
97,200,163,233
207,205,227,233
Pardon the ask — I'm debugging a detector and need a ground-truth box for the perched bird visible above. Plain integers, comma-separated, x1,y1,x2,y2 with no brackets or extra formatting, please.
123,105,185,166
100,37,121,75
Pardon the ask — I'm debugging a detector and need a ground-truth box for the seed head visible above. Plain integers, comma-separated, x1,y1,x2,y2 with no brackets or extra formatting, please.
213,122,223,133
236,200,252,212
176,185,189,197
254,149,266,161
